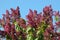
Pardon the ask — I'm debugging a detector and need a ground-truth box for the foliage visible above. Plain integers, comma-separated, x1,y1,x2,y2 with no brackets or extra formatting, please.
0,5,60,40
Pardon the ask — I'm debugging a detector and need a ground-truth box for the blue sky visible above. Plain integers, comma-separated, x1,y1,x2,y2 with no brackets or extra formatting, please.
0,0,60,25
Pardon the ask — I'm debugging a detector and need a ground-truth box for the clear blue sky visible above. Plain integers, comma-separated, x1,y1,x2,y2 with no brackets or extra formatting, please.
0,0,60,25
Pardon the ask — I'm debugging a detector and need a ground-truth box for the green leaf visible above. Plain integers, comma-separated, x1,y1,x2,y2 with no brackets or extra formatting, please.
26,34,34,40
6,34,12,40
55,16,59,21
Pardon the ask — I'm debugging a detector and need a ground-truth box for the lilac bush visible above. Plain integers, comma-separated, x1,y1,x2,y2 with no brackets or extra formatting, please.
0,5,60,40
